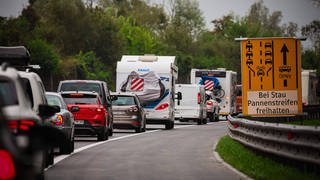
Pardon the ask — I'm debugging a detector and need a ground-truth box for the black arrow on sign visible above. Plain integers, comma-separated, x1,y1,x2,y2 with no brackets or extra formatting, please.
281,44,289,65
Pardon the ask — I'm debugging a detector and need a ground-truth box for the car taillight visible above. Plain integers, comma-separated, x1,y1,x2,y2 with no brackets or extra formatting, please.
7,120,35,131
206,101,213,106
0,150,15,179
55,115,63,125
129,106,138,112
96,108,102,112
155,103,169,110
197,92,200,104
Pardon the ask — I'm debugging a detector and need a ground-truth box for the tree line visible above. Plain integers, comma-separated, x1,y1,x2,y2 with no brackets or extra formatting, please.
0,0,319,91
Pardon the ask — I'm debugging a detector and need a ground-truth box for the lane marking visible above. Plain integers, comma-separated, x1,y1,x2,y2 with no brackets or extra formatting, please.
47,123,198,170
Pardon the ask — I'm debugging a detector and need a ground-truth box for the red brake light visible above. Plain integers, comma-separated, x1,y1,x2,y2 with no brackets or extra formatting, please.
206,101,213,105
96,108,102,112
197,92,201,104
155,103,169,110
129,106,138,112
0,150,15,179
7,120,35,131
70,93,84,97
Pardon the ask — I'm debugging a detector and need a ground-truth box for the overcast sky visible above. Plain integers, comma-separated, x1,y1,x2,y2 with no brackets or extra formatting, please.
0,0,319,29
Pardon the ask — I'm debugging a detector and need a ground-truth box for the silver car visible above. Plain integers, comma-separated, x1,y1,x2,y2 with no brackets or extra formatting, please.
111,92,146,133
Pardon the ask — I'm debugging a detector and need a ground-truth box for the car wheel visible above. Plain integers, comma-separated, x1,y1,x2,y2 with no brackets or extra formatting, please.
61,136,74,154
142,120,146,132
135,126,142,133
197,118,202,125
165,121,174,129
203,118,207,124
97,127,108,141
45,148,54,167
215,115,219,122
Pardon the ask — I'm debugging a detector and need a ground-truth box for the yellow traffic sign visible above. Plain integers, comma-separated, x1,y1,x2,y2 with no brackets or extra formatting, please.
238,37,303,116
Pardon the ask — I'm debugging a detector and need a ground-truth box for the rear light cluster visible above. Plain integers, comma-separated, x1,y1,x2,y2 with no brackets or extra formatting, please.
197,92,201,104
155,103,169,110
0,150,15,179
54,115,63,125
7,120,35,131
206,101,213,106
128,106,138,112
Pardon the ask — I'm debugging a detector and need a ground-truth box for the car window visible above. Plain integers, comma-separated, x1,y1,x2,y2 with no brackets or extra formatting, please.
112,96,135,106
21,78,33,108
62,93,99,105
46,95,62,108
60,82,101,95
0,80,18,106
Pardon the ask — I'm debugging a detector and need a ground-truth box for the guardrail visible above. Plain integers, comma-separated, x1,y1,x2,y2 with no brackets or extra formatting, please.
227,115,320,165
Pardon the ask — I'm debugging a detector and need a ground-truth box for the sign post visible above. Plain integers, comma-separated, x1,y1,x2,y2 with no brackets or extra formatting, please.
236,37,304,116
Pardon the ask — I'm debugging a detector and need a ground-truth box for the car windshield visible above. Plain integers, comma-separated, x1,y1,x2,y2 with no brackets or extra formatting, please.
60,82,101,95
62,93,99,105
112,96,135,106
0,80,18,106
46,95,62,108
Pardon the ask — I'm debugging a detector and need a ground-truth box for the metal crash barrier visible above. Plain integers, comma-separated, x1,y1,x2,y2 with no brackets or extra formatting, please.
227,115,320,165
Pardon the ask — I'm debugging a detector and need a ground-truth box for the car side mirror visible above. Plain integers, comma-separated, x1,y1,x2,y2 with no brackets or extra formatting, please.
38,104,60,120
70,106,80,112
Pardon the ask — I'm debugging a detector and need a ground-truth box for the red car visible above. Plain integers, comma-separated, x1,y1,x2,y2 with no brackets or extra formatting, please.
61,91,110,141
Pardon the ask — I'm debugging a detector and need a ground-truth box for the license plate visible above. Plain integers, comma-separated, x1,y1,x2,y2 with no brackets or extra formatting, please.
75,120,84,125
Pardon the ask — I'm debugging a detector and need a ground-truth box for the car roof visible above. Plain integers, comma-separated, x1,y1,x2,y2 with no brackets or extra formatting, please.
0,65,20,79
59,80,105,84
60,91,99,96
111,91,137,97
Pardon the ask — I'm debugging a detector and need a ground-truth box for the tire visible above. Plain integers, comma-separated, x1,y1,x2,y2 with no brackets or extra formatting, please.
197,119,202,125
165,121,174,129
45,148,54,167
135,126,142,133
108,118,113,136
97,127,108,141
141,120,146,132
214,115,220,122
203,118,207,124
61,137,74,154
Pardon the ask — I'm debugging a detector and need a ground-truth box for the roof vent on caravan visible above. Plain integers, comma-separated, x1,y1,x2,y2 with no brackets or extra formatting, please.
139,55,158,62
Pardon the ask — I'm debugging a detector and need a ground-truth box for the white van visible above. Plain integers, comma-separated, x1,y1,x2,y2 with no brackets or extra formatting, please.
301,69,320,106
116,55,178,129
190,68,237,117
175,84,207,124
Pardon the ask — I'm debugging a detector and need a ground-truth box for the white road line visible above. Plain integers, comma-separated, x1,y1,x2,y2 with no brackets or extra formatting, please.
47,123,199,170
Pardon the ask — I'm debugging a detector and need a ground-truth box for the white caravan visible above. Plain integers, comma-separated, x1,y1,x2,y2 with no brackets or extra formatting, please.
301,69,320,106
116,55,178,129
175,84,207,125
190,68,237,117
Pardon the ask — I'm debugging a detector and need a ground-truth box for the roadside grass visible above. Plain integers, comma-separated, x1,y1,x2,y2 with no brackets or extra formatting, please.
216,136,319,180
285,119,320,126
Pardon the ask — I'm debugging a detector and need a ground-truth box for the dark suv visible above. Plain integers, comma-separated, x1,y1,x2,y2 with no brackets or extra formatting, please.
57,80,114,136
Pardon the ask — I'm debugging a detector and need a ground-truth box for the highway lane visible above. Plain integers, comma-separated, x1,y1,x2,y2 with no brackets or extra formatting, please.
46,120,241,180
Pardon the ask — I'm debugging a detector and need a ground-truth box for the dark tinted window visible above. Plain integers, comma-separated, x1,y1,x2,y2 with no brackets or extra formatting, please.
112,96,135,106
21,78,33,107
0,80,18,105
60,82,101,95
62,93,99,105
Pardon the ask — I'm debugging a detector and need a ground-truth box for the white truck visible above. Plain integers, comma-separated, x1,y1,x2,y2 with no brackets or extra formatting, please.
301,69,320,107
190,68,237,117
174,84,207,125
116,55,178,129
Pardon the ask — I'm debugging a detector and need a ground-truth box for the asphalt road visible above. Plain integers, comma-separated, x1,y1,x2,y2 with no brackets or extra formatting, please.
45,121,242,180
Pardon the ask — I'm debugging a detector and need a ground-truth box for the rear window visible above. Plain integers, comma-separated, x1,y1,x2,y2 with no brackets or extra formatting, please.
0,80,18,106
46,95,62,108
62,93,99,105
60,82,101,95
112,96,135,106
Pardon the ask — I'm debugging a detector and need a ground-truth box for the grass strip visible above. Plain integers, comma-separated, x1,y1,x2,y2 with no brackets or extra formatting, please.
216,135,319,180
285,119,320,126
